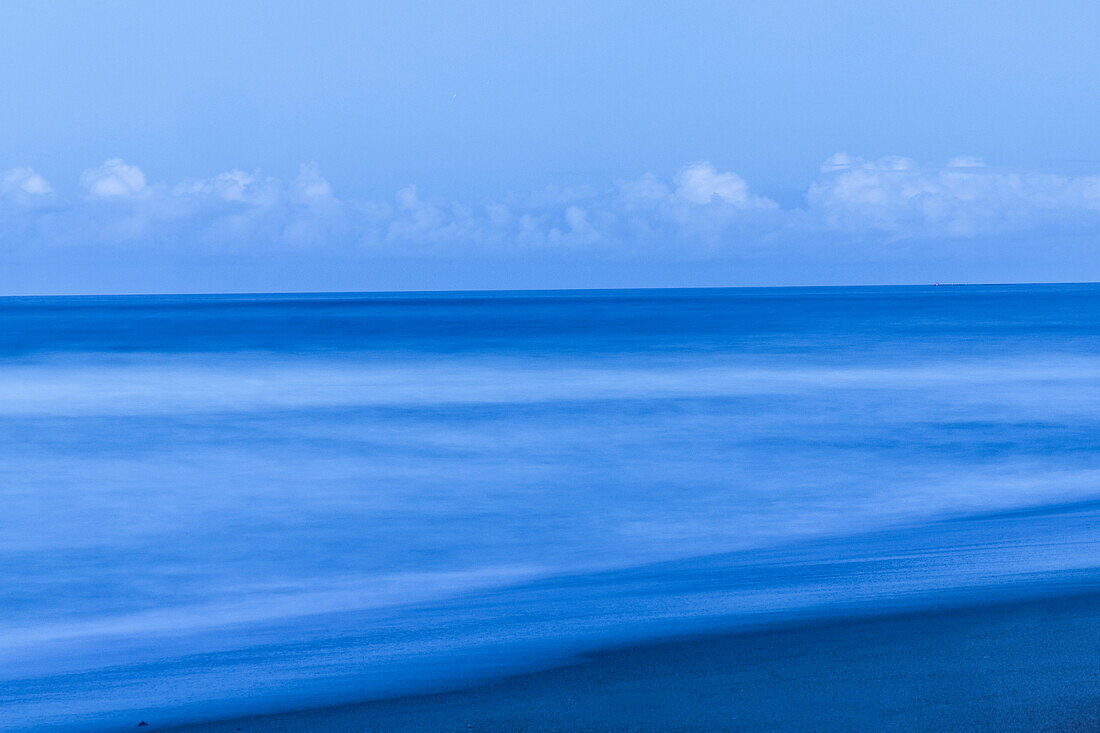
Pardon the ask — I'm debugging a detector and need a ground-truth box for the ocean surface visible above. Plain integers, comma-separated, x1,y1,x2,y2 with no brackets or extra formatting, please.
3,285,1100,731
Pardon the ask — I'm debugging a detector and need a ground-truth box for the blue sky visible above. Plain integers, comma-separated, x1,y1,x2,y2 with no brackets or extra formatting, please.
3,0,1100,294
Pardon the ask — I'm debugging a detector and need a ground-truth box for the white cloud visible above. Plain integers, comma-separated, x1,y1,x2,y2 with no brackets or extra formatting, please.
806,154,1100,237
674,162,777,208
9,154,1100,259
81,159,146,198
3,158,780,253
175,170,264,203
947,155,985,168
820,153,856,173
395,184,420,211
564,205,599,242
293,162,333,202
1,167,52,196
564,205,588,231
385,184,451,242
617,173,669,203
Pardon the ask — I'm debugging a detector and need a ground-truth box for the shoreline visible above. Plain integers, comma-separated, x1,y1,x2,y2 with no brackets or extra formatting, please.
19,498,1100,733
157,585,1100,732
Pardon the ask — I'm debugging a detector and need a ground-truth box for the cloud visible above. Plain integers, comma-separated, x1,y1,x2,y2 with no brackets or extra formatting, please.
947,155,985,169
2,167,52,197
564,205,595,238
4,159,778,255
81,158,146,198
174,169,268,203
616,173,668,202
7,155,1100,263
806,154,1100,237
673,163,777,208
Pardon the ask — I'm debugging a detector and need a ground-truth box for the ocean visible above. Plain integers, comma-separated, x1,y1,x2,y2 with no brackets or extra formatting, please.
3,285,1100,730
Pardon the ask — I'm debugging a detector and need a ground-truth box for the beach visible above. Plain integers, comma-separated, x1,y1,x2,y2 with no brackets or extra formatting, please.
5,286,1100,731
159,587,1100,732
10,2,1100,730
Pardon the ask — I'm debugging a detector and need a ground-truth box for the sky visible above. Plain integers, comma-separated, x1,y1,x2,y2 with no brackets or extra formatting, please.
3,0,1100,294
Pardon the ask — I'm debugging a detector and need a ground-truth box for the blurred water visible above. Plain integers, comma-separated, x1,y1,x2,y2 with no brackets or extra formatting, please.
3,285,1100,730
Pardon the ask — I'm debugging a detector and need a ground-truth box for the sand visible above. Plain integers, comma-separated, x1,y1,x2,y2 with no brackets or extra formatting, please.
156,588,1100,732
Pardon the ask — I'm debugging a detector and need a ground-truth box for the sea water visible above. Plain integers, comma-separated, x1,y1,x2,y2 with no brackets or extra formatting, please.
3,285,1100,730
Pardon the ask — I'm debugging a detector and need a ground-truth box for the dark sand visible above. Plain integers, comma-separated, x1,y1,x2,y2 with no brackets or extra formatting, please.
159,589,1100,732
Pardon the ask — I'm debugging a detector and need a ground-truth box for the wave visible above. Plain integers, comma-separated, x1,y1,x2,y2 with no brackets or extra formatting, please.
2,352,1100,416
4,501,1099,732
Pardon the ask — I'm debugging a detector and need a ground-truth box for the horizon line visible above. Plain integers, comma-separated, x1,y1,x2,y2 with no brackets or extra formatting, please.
2,280,1094,300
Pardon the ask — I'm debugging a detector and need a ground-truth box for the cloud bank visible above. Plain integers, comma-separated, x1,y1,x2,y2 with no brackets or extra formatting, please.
807,154,1100,237
2,154,1100,263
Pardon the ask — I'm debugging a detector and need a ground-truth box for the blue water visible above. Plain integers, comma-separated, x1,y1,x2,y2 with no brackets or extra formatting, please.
3,285,1100,730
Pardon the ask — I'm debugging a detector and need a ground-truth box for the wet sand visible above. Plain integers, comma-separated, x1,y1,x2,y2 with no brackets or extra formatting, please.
158,588,1100,732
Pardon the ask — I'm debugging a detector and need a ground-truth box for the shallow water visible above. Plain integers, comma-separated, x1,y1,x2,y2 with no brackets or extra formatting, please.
3,285,1100,730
